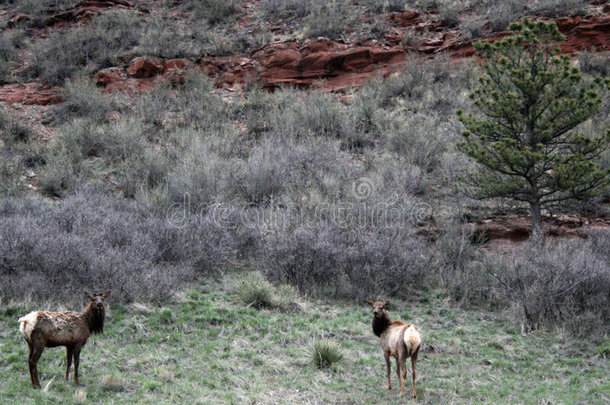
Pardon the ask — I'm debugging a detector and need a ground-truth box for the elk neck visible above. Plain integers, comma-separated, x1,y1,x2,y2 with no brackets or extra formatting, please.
83,303,105,335
372,312,391,337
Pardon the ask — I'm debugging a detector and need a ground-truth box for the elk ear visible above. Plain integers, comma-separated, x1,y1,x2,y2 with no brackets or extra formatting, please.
84,292,93,300
102,291,111,299
384,300,390,309
365,298,373,306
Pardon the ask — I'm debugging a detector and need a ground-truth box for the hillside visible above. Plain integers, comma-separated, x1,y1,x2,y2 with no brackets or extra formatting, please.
0,2,609,402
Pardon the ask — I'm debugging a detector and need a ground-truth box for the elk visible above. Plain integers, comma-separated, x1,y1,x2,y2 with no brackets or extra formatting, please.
366,299,421,398
18,291,111,388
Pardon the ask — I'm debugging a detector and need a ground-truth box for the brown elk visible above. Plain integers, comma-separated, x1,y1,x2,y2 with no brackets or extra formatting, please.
18,291,111,388
366,299,421,398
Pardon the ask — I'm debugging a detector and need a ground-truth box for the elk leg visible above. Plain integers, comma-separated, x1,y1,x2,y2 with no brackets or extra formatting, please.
411,350,419,398
73,345,82,385
28,345,43,389
384,352,392,390
397,355,405,397
65,345,74,382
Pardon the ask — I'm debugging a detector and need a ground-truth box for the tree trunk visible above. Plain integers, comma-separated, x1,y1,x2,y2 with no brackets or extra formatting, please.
529,202,545,244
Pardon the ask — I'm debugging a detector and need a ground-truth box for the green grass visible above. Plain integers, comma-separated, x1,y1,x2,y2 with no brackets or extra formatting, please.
1,276,608,404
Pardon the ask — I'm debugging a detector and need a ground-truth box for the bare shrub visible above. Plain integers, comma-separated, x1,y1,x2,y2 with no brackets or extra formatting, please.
27,10,141,84
9,0,75,15
263,224,430,299
37,159,80,198
374,54,466,113
137,14,204,59
486,2,523,32
439,4,461,28
483,240,610,336
380,158,427,197
180,0,239,25
341,88,384,150
459,18,484,40
0,187,237,303
166,139,224,209
7,0,76,27
134,73,226,133
50,76,119,124
296,92,345,138
232,138,292,206
0,107,33,147
238,88,346,140
578,50,610,78
372,0,409,12
260,0,311,18
0,29,24,82
416,0,441,12
0,150,25,197
433,224,496,307
118,148,169,199
388,114,447,174
303,1,361,39
530,0,588,17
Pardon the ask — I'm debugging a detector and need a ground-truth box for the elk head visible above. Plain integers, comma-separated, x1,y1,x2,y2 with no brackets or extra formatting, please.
366,299,390,318
84,291,111,309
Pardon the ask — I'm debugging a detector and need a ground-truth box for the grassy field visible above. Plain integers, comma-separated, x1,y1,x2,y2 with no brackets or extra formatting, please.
0,273,608,404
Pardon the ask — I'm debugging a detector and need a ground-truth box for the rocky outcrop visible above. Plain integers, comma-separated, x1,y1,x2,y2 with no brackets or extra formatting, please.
93,11,610,94
472,215,610,242
199,57,257,88
96,58,194,92
127,57,164,78
439,14,610,57
0,83,62,105
254,38,407,90
96,39,408,93
7,0,133,28
556,15,610,53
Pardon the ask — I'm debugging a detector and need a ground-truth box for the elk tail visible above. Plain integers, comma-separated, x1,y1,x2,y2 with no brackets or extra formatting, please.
403,324,421,356
18,312,38,340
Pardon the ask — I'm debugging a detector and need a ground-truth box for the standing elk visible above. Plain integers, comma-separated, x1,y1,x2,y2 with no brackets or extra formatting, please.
366,299,421,398
18,291,111,388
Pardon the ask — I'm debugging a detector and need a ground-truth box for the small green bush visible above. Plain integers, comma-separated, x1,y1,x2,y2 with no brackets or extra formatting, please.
597,342,610,358
273,284,300,311
235,271,275,309
311,339,343,370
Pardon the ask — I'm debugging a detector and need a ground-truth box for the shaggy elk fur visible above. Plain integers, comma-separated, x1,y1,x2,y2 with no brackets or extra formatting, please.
18,291,111,388
366,299,421,398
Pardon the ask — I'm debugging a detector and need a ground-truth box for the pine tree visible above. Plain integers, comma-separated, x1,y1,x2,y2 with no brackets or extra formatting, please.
456,19,610,242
